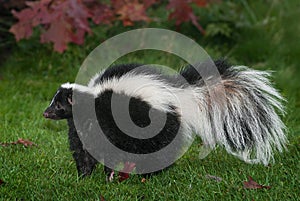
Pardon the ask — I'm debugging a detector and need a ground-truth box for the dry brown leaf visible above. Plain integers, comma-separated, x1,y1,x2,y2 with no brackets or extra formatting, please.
243,176,271,189
0,138,37,147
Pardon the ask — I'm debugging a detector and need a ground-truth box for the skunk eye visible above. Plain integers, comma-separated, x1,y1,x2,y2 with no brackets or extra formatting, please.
55,102,63,110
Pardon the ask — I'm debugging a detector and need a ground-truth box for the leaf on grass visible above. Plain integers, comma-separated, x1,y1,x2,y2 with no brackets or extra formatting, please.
100,195,106,201
0,138,37,147
243,176,271,189
0,179,4,186
206,174,222,182
118,162,136,182
141,177,146,183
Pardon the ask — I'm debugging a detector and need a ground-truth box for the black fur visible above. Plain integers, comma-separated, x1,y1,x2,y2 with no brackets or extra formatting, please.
95,90,180,154
179,59,232,85
44,87,98,177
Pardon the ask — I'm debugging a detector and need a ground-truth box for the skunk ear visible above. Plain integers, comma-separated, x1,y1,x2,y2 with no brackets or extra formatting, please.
68,96,74,105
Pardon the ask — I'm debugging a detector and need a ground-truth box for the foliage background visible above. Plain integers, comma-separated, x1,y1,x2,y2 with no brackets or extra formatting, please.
0,0,299,200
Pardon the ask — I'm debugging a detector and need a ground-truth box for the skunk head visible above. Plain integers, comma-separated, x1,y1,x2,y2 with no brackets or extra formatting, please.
43,83,73,120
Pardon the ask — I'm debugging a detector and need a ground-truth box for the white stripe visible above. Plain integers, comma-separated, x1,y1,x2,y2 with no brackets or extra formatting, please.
49,90,60,106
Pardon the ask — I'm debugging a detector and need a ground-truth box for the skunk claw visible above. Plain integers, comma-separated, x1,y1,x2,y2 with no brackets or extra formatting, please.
106,170,115,182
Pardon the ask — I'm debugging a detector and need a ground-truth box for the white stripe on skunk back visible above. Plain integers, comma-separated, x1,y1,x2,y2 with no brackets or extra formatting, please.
81,64,287,166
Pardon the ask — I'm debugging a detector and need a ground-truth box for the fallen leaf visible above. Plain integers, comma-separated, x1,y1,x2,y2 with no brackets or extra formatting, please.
0,179,4,186
15,138,36,147
141,177,146,183
206,174,222,182
243,176,271,189
100,195,106,201
118,162,136,182
0,138,37,147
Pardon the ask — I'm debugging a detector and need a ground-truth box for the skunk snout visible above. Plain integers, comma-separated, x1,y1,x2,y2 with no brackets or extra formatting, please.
43,111,49,118
43,111,52,118
43,108,60,120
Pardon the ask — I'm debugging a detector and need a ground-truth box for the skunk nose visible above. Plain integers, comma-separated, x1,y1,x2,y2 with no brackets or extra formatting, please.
43,112,49,118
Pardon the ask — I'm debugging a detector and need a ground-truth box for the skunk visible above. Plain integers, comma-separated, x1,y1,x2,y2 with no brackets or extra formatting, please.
43,60,287,178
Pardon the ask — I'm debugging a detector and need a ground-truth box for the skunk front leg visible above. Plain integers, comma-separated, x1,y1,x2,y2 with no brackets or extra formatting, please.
68,119,97,177
72,149,97,177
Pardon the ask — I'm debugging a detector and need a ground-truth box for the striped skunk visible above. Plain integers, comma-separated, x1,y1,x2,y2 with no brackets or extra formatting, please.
43,59,287,179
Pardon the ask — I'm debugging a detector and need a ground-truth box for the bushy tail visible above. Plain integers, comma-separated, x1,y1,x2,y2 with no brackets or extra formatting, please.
182,61,287,165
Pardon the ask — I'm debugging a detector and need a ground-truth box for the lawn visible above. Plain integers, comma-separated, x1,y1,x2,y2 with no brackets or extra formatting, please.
0,1,299,200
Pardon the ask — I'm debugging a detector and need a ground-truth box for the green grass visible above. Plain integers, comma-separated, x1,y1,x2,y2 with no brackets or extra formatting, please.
0,1,299,200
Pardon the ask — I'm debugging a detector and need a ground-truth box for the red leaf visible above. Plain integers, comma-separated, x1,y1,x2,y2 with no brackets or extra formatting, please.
167,0,193,25
25,0,53,25
166,0,206,34
37,0,92,52
243,176,271,189
9,0,53,41
16,138,36,147
66,0,91,33
100,195,106,201
0,138,37,147
40,18,72,53
9,9,35,41
118,162,136,182
10,0,92,52
113,0,150,26
9,0,210,52
192,0,208,7
89,3,115,25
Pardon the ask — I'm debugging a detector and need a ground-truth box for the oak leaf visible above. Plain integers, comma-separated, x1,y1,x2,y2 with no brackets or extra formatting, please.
243,176,271,189
167,0,206,34
113,0,150,26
